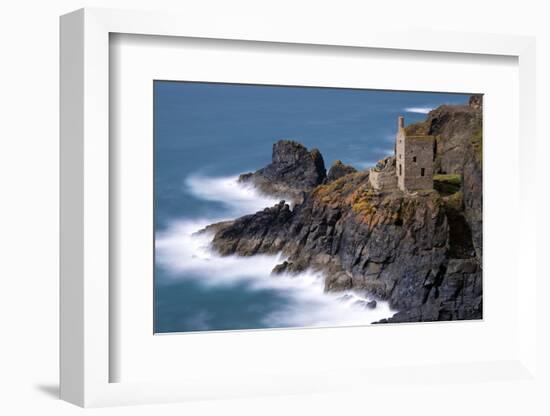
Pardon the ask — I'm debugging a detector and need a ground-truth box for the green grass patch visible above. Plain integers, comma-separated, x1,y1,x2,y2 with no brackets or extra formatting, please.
434,174,461,196
443,191,463,212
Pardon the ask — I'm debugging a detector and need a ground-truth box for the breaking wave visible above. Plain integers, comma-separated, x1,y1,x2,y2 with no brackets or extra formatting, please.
185,174,281,218
156,174,396,330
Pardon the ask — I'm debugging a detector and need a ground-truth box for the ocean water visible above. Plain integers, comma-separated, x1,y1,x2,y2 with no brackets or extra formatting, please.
154,81,470,333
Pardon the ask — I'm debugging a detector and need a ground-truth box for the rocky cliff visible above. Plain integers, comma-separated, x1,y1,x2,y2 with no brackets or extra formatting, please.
407,95,483,261
239,140,326,203
208,97,483,323
406,94,483,176
327,160,357,182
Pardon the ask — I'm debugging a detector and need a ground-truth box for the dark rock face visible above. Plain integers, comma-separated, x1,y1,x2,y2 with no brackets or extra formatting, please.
194,220,234,236
469,94,483,110
327,160,357,182
239,140,326,203
208,97,482,324
406,103,482,175
405,95,483,264
213,200,293,256
462,123,483,262
212,175,481,323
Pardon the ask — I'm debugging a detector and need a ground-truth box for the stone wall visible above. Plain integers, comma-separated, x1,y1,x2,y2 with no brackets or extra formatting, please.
396,128,406,191
396,122,434,192
369,169,397,191
369,156,397,191
400,136,434,191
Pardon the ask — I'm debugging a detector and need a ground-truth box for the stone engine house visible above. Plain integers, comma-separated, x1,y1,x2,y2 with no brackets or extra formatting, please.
395,116,434,192
369,116,434,192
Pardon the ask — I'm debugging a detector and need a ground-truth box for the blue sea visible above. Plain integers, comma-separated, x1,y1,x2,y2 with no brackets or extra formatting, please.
154,81,469,333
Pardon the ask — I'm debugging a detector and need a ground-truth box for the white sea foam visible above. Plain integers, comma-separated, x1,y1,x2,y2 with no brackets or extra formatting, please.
404,107,433,114
185,174,281,218
156,218,287,287
157,174,397,328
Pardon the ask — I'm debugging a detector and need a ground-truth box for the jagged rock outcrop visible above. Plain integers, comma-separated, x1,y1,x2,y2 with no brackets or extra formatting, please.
327,160,357,182
212,167,481,322
462,117,483,261
207,97,483,323
405,96,482,175
405,95,483,261
239,140,326,203
469,94,483,110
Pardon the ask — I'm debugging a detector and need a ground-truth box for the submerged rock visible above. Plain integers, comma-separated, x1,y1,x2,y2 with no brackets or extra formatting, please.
354,299,377,309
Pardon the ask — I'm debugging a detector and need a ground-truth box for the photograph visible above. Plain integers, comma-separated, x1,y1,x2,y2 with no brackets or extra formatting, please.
4,1,545,413
154,82,483,333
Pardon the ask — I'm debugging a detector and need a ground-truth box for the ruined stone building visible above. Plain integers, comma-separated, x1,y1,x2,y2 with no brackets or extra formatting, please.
395,116,434,192
369,116,434,192
369,156,397,191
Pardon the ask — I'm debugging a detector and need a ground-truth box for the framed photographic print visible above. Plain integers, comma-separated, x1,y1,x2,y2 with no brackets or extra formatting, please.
60,8,539,408
153,81,482,334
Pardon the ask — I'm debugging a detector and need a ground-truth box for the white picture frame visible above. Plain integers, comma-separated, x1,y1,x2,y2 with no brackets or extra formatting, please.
60,7,538,408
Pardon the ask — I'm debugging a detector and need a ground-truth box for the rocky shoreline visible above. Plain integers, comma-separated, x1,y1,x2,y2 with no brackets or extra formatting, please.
203,96,483,323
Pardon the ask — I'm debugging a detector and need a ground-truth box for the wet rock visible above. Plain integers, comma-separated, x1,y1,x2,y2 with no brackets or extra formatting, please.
271,261,290,275
271,259,308,275
353,299,377,309
195,220,234,236
325,271,353,291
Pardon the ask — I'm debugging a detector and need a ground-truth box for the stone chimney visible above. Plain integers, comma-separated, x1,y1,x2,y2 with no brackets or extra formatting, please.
398,116,405,130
